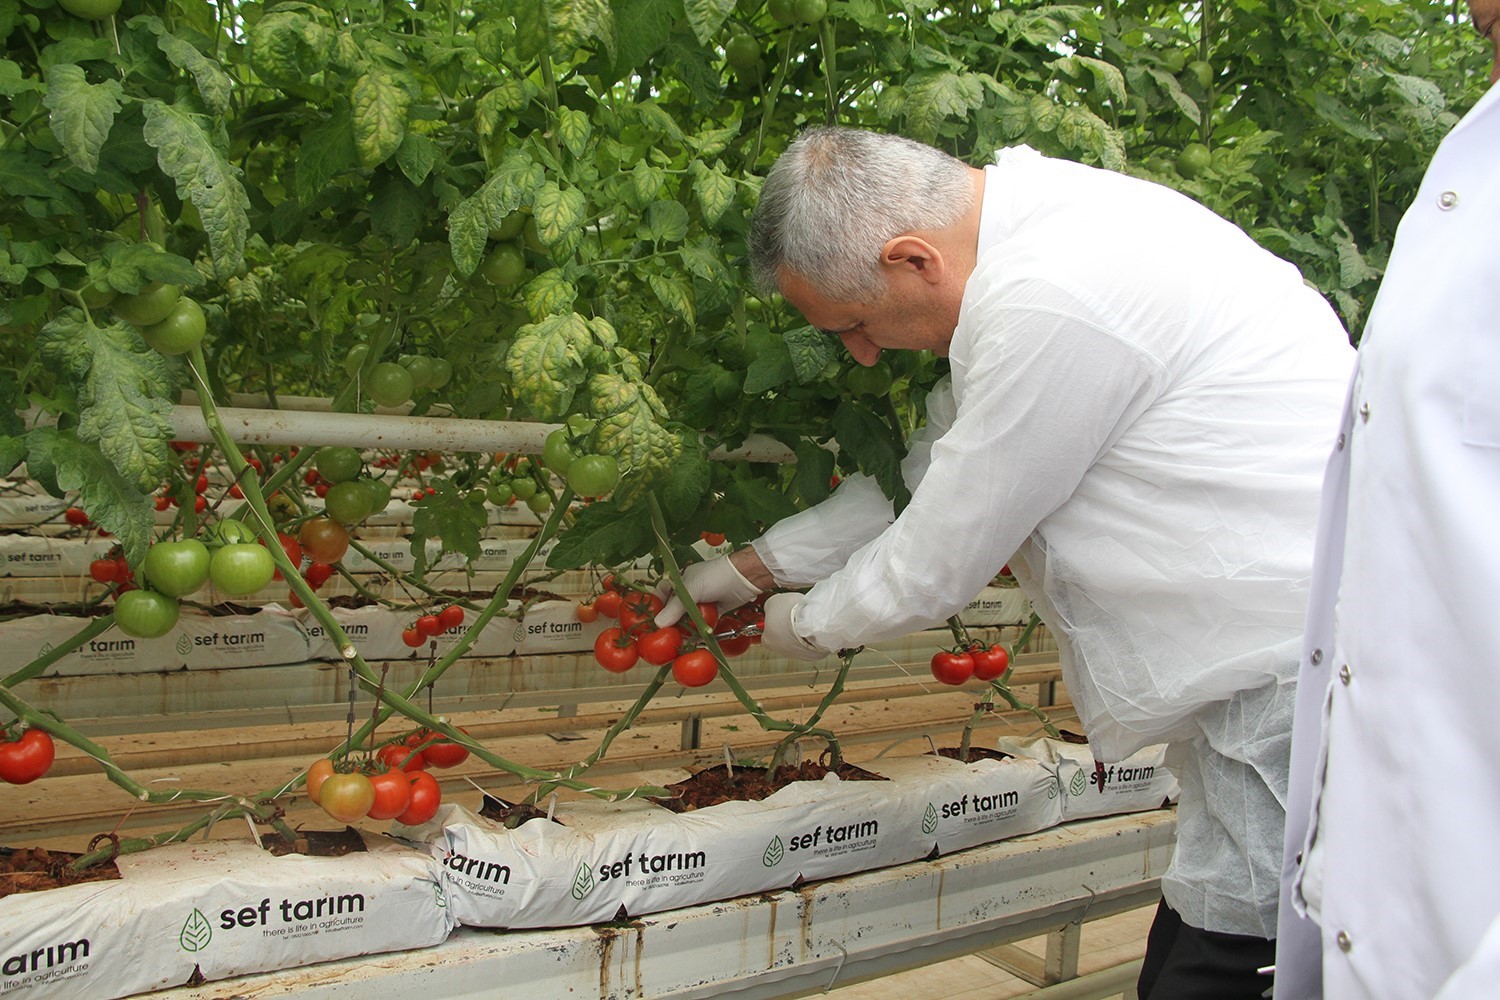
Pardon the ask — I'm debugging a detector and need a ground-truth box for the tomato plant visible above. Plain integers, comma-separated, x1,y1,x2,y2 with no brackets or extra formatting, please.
0,729,55,785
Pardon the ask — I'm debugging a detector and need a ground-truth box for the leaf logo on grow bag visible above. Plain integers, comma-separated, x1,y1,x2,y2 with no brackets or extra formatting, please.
175,634,192,656
179,908,212,953
38,642,53,656
763,836,785,867
433,883,447,908
1047,779,1059,800
922,803,939,835
570,862,595,900
1069,771,1088,797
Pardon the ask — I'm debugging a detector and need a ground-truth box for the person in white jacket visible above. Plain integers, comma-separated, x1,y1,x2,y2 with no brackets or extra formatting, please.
1275,8,1500,998
657,126,1354,996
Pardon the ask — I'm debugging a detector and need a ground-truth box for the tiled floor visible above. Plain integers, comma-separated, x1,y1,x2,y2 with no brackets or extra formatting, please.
828,903,1156,999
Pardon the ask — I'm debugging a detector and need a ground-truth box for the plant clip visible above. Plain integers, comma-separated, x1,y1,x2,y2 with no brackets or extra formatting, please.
85,831,122,865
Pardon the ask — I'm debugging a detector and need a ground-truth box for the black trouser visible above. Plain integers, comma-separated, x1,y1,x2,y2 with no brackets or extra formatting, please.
1136,898,1276,1000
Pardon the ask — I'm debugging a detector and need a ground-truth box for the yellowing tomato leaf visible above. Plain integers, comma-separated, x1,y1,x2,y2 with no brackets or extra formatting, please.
352,71,411,168
141,100,249,282
523,268,577,320
506,313,592,419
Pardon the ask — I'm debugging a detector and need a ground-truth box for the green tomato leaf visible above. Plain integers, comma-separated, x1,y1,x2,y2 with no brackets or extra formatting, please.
523,268,577,320
659,442,711,522
246,11,333,87
793,439,836,507
831,401,908,507
295,106,356,207
690,125,738,159
506,313,592,419
140,17,233,114
904,71,987,143
546,499,653,570
25,427,153,568
590,374,679,508
784,325,838,384
409,479,488,575
723,475,799,532
612,0,677,78
689,160,735,223
683,0,734,45
394,132,439,185
742,343,794,395
42,64,122,175
38,312,173,496
648,273,694,326
102,243,204,294
352,70,411,168
141,100,250,282
557,106,593,158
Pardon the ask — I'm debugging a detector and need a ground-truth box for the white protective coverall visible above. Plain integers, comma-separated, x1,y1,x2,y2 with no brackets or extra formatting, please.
1275,82,1500,998
752,147,1353,937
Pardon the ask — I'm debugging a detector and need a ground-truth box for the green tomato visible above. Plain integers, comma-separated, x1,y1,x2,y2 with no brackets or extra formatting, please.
141,297,206,356
510,477,538,501
324,480,375,524
486,481,514,506
480,244,527,286
58,0,121,19
725,33,761,73
342,343,370,376
113,282,181,327
768,0,797,24
142,539,211,597
793,0,827,24
567,454,620,497
401,354,440,390
1186,60,1214,90
1175,142,1212,179
315,446,363,484
79,278,116,310
362,477,393,514
525,492,551,514
209,543,277,597
426,358,453,390
488,212,526,241
566,414,596,437
542,428,577,477
368,362,415,408
114,590,179,639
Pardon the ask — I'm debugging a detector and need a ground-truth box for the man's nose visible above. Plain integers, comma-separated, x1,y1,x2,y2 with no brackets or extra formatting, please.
840,331,881,366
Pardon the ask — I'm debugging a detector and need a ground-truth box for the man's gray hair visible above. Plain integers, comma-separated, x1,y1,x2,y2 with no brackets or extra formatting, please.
748,127,975,303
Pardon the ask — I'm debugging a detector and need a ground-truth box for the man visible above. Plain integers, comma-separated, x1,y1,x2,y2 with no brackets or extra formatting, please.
1275,7,1500,998
657,126,1353,996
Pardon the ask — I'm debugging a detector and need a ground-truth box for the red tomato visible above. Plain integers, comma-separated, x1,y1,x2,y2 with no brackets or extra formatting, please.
64,507,90,526
416,614,443,637
593,590,623,618
970,644,1010,681
265,531,302,581
593,627,639,673
377,743,426,772
415,728,471,768
701,531,726,546
930,650,975,685
691,601,720,633
672,649,719,688
637,626,685,666
193,495,207,513
715,613,753,657
618,593,665,636
401,627,424,648
575,601,600,623
287,588,304,609
194,474,208,494
229,484,244,499
303,561,335,588
89,558,119,583
0,729,55,785
154,495,171,511
366,767,414,820
396,771,442,825
437,605,464,630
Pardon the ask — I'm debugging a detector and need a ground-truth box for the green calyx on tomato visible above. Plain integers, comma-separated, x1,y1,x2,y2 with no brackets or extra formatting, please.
142,538,211,597
114,589,180,638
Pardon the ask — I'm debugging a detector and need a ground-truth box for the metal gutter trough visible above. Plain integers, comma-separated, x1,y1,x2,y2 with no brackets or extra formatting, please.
153,809,1175,1000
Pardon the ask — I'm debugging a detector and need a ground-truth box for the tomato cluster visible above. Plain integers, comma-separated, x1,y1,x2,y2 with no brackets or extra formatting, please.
307,726,472,826
582,575,764,688
929,642,1011,686
401,604,465,647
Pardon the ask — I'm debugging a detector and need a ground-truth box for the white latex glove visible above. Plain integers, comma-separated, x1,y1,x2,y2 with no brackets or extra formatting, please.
654,554,761,628
759,593,829,662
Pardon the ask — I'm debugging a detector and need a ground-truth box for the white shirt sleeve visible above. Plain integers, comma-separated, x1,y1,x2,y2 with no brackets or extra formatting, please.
793,290,1167,651
751,379,958,588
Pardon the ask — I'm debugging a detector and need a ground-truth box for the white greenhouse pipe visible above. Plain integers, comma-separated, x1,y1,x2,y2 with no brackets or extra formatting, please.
158,396,797,463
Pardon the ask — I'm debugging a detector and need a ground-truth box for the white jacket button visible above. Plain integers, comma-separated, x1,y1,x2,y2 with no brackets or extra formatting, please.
1438,191,1458,210
1337,930,1353,952
1339,664,1352,685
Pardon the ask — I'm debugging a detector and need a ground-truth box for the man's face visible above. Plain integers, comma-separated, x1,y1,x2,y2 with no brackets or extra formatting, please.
1471,0,1500,80
776,268,959,367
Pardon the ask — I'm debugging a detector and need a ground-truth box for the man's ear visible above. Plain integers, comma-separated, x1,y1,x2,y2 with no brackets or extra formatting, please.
880,235,945,285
